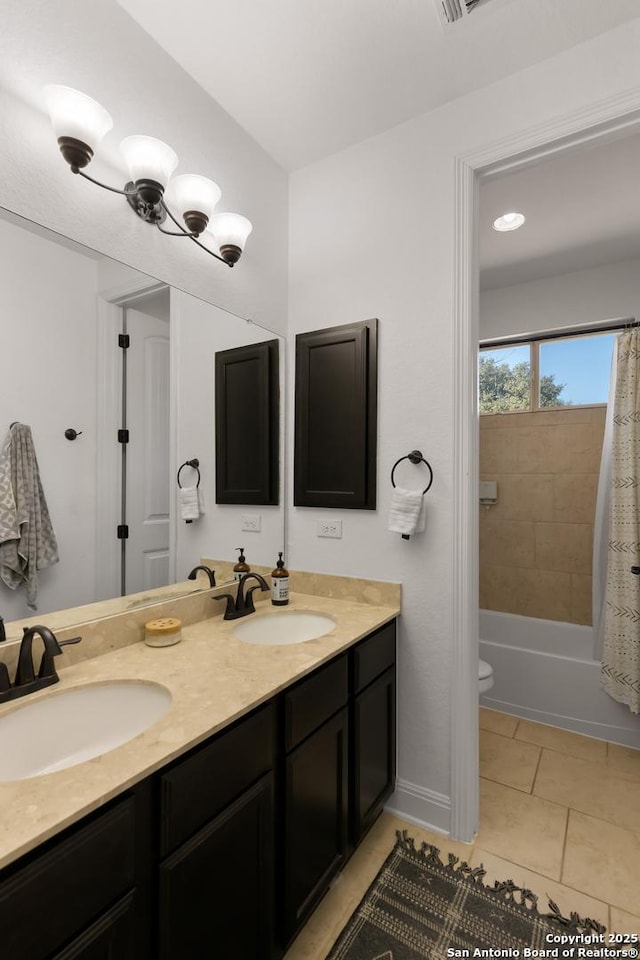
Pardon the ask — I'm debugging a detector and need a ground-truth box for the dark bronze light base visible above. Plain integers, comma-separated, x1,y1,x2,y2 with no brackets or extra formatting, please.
183,210,209,237
125,181,167,225
220,243,242,267
58,136,93,171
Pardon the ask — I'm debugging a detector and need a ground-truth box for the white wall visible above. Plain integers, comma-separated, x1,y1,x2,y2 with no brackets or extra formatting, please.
0,0,288,335
0,217,99,619
288,19,640,834
172,290,285,579
481,257,640,340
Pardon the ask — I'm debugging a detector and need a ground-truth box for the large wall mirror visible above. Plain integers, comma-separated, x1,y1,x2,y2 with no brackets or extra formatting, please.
0,207,285,638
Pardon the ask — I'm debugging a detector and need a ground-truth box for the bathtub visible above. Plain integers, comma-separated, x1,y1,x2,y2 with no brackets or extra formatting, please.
479,609,640,749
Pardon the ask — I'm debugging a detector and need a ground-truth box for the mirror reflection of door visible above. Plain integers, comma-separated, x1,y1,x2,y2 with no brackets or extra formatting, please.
119,296,171,595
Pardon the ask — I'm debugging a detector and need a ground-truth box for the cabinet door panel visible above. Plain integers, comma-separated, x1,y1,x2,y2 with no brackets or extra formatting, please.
284,707,349,941
0,797,135,960
52,893,136,960
353,667,396,843
160,700,275,856
159,774,274,960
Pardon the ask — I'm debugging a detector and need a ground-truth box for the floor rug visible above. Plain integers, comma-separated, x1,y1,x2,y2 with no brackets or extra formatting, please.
325,832,607,960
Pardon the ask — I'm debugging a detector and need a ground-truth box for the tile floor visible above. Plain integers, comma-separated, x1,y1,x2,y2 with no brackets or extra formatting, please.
283,708,640,960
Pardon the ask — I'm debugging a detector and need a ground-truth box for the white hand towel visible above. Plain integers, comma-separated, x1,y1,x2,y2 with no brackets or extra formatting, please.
179,485,200,521
388,487,426,537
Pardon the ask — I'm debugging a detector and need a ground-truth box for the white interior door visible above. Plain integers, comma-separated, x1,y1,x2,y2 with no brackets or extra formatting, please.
125,307,171,594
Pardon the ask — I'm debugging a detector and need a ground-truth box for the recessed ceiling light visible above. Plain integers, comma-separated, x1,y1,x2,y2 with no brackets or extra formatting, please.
492,211,526,232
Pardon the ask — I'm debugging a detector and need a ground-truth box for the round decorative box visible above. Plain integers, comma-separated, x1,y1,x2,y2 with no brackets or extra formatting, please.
144,617,182,647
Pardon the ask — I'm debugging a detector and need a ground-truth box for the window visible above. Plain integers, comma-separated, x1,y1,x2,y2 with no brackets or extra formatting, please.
479,331,616,415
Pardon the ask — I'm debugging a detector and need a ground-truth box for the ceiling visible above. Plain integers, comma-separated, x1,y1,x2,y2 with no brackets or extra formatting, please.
479,130,640,289
116,0,640,171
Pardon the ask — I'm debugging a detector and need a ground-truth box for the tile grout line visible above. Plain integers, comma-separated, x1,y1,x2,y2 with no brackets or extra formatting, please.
559,805,571,886
530,745,544,795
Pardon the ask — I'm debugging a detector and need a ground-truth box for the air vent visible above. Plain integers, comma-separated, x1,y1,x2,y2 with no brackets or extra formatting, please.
435,0,488,26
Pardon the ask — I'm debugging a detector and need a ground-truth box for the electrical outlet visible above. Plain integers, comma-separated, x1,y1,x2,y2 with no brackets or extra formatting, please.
241,514,261,533
317,519,342,539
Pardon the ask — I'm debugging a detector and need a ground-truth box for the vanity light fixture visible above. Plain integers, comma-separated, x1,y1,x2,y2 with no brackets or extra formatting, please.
492,211,526,232
44,85,252,267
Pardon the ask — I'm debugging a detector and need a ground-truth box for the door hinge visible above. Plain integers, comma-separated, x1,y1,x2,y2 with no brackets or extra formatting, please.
118,429,130,444
118,333,130,349
117,525,129,540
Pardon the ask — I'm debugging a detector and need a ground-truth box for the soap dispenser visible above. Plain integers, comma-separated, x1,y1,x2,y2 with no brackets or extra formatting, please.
270,552,289,606
233,547,251,581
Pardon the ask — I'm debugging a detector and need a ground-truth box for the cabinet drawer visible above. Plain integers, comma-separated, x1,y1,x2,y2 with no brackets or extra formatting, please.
0,796,135,960
285,654,348,751
160,700,275,856
353,620,396,694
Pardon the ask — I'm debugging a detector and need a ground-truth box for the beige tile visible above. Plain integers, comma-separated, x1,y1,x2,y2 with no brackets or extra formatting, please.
480,517,536,569
469,848,608,927
516,426,573,475
516,568,572,621
569,423,605,473
553,474,598,524
480,429,519,474
563,810,640,915
534,750,640,834
571,574,593,626
516,719,607,762
535,522,593,575
499,474,555,522
610,907,640,936
480,563,521,614
479,707,519,738
478,778,567,880
607,743,640,782
480,730,541,792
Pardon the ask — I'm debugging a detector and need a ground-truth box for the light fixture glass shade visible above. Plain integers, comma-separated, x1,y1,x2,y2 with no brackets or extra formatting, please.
172,174,221,220
120,135,178,189
208,212,253,251
44,85,113,150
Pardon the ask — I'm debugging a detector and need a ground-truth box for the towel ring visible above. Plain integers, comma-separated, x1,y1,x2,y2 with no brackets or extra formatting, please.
177,458,201,489
390,449,433,495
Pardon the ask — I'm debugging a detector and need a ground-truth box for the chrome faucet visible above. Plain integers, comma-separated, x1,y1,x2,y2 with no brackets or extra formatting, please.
212,572,269,620
187,565,216,588
0,625,82,704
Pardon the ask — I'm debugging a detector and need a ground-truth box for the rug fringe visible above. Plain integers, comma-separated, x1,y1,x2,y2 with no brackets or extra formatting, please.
394,830,606,935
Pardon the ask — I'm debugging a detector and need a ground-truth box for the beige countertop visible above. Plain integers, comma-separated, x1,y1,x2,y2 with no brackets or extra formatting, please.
0,592,399,871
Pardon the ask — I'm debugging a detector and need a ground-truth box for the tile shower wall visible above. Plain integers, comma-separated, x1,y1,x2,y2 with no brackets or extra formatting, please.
479,407,606,625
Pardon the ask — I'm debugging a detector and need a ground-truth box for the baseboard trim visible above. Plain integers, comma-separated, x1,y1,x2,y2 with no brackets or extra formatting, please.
385,779,451,836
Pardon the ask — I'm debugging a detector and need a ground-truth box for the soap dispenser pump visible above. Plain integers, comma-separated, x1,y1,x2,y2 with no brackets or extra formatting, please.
270,552,289,606
234,547,250,581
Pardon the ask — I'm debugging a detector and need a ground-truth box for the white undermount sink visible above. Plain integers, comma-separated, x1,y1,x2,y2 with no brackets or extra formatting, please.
0,681,172,782
233,611,336,645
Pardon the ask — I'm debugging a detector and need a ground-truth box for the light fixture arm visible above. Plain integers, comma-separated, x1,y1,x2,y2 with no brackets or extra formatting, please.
159,200,231,266
75,167,136,198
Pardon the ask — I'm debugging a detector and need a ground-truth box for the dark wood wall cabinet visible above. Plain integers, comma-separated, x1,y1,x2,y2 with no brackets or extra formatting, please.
0,620,396,960
294,319,378,509
215,338,280,504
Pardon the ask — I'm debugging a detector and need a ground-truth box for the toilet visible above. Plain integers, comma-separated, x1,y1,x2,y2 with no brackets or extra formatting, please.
479,659,494,694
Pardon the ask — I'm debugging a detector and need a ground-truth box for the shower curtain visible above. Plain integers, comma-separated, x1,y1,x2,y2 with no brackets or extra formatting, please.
600,328,640,715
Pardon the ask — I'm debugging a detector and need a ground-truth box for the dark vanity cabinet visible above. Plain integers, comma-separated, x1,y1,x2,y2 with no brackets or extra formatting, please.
282,656,350,942
0,619,396,960
157,701,276,960
352,621,397,843
0,785,153,960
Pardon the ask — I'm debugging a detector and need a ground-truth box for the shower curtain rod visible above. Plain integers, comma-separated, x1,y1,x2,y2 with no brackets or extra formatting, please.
481,317,639,350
